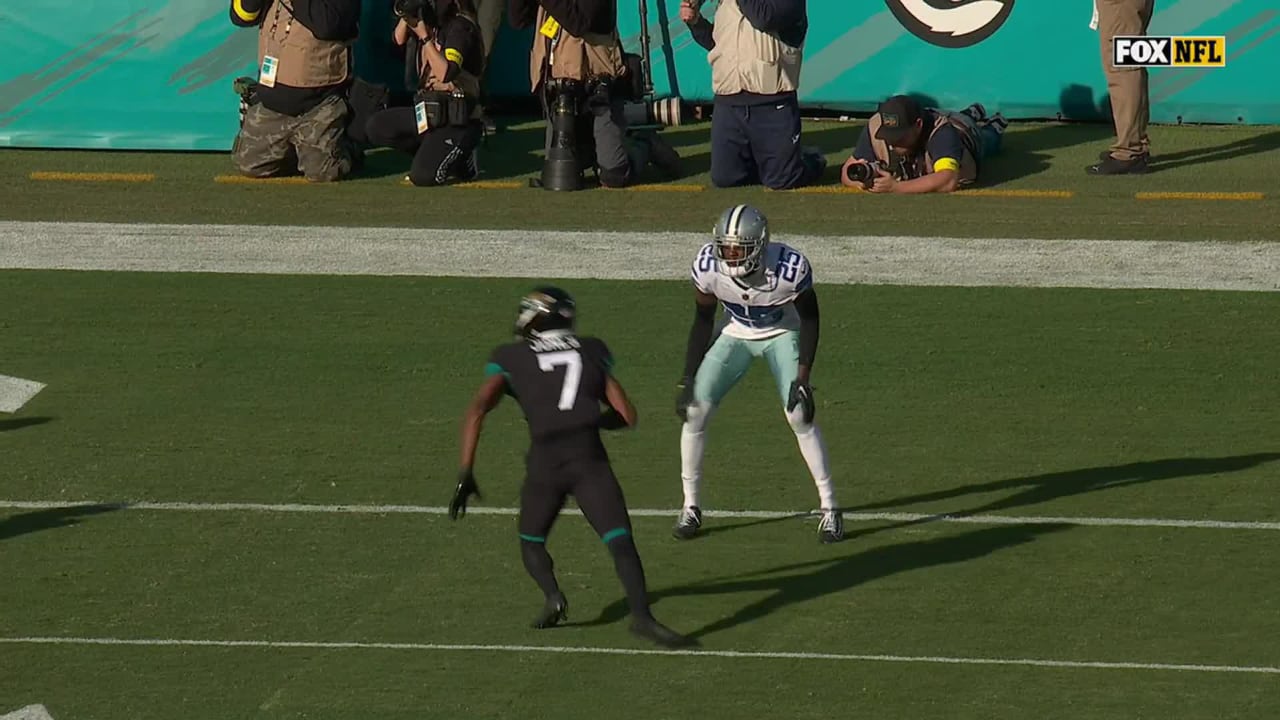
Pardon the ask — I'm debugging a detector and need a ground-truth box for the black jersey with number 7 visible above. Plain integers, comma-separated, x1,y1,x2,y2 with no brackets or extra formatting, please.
485,332,615,451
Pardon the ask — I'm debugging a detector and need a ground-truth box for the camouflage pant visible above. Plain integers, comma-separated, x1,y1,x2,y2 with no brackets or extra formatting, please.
232,93,354,183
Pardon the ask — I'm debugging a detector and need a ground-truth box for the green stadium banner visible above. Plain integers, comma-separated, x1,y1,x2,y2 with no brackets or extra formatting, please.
1,0,1276,150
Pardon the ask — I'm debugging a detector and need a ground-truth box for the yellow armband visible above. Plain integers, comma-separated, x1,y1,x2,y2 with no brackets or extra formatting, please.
232,0,259,22
933,157,960,173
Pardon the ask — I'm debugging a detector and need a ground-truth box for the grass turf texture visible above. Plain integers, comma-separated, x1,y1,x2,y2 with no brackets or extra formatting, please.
3,120,1280,240
2,270,1280,718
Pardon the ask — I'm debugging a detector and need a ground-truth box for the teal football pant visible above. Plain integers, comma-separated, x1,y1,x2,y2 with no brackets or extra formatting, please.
680,330,837,511
692,330,800,406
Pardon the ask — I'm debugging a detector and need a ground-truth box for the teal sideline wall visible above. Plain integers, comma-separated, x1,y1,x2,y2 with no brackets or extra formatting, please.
0,0,1275,150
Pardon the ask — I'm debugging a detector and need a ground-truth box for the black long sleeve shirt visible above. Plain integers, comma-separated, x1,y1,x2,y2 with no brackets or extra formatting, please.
508,0,616,37
689,0,807,49
231,0,361,116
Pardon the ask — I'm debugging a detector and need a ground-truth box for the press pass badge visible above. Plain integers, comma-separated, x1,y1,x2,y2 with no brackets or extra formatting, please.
539,15,561,38
415,100,430,134
260,55,280,87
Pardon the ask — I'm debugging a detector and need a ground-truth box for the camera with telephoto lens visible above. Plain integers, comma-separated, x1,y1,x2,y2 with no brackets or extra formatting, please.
395,0,438,27
845,160,883,185
623,97,684,127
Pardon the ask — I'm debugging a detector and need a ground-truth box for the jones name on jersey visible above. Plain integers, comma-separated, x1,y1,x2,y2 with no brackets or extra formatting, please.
690,241,814,340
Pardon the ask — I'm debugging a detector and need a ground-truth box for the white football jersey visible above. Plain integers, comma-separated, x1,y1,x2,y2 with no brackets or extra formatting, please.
690,241,814,340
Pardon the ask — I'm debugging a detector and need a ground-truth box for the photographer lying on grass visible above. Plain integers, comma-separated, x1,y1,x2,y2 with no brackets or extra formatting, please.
840,95,1007,194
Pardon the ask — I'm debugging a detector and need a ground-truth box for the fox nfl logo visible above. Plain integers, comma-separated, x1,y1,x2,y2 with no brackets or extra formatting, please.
1112,36,1226,68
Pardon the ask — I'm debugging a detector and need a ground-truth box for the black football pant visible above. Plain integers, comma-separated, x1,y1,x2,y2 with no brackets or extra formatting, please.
365,107,482,186
518,456,653,619
519,457,632,543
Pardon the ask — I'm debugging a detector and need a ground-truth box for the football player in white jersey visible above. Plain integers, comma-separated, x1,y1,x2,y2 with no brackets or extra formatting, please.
673,204,843,543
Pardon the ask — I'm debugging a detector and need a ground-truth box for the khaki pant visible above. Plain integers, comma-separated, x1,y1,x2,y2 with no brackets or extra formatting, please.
1098,0,1155,160
231,93,354,182
474,0,504,67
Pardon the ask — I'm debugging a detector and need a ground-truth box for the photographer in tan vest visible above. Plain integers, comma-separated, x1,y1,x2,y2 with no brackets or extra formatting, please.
680,0,825,190
839,95,1007,194
509,0,679,189
365,0,487,186
229,0,361,182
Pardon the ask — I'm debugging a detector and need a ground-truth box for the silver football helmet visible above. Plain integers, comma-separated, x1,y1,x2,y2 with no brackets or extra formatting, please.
712,204,770,278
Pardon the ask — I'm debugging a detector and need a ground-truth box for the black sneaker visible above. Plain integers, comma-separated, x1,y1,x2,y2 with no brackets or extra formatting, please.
1087,153,1149,175
962,103,987,122
531,592,568,629
453,149,479,181
630,617,699,648
987,112,1009,135
672,506,702,540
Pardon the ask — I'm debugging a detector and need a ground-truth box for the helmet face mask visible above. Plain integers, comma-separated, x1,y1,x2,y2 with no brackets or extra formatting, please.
714,237,763,277
514,286,576,339
712,204,769,279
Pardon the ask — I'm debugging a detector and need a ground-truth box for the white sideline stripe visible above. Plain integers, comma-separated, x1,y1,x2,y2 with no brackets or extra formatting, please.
2,221,1279,292
0,705,55,720
3,499,1279,531
1,636,1276,675
0,374,46,414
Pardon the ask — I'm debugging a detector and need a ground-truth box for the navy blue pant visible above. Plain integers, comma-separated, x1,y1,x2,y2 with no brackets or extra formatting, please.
711,96,816,190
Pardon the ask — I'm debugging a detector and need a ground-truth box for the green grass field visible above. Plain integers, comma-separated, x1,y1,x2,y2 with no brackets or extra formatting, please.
3,117,1280,718
3,118,1280,240
3,269,1280,718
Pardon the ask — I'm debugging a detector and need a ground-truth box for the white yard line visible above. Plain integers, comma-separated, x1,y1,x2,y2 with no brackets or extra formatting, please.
2,221,1278,291
3,499,1278,531
0,374,46,414
1,635,1276,675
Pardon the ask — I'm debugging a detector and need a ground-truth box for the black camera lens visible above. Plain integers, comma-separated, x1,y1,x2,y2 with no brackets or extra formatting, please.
845,162,876,184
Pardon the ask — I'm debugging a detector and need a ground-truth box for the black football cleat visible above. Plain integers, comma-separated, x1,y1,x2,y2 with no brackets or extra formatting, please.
531,592,568,629
630,617,699,649
672,506,703,540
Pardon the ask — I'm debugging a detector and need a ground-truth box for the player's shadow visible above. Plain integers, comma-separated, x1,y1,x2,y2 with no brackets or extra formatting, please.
0,416,53,432
1148,129,1280,172
587,523,1070,637
684,512,804,540
846,453,1280,538
0,504,121,541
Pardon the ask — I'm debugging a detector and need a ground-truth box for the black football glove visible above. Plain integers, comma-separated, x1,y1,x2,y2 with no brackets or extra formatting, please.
599,406,629,430
787,379,815,424
449,468,481,520
675,378,694,422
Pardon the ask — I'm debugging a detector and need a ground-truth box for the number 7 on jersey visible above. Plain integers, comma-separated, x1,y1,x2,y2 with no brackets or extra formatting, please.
537,350,582,411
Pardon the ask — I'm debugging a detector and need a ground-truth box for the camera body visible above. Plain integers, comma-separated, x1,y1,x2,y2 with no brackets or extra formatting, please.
395,0,438,28
846,155,919,185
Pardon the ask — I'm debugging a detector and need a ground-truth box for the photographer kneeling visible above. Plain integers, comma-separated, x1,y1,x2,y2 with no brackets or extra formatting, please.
510,0,679,190
840,95,1007,194
366,0,485,186
229,0,361,182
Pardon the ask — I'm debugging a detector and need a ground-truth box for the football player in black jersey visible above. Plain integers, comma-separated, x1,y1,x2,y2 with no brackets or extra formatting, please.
451,286,695,648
